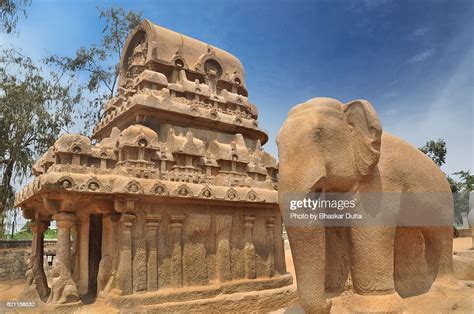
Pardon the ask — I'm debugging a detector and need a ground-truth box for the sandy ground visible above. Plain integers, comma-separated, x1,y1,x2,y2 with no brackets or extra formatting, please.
453,236,472,251
279,236,474,313
0,237,472,313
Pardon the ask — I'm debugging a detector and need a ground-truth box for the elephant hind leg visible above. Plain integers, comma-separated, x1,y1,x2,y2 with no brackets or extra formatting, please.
350,226,397,295
394,227,434,297
422,227,463,290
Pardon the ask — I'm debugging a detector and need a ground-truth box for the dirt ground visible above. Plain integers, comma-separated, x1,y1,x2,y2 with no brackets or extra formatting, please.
0,237,472,313
453,237,472,251
279,236,474,313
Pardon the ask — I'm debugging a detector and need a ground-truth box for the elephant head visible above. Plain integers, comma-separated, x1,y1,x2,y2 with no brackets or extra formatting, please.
276,97,382,313
277,97,382,194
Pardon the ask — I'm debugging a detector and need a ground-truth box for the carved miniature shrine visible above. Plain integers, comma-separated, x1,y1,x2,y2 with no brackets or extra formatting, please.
15,20,292,311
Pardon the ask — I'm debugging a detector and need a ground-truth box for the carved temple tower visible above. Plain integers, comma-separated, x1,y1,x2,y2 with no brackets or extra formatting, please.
15,20,292,311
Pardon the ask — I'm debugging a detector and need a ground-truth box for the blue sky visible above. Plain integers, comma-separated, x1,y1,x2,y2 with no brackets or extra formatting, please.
2,0,473,175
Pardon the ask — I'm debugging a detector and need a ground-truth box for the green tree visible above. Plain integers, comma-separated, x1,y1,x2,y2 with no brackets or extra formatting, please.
0,48,81,237
46,6,142,133
12,222,32,239
0,0,31,34
452,170,474,191
419,139,473,224
12,223,57,240
450,170,473,224
419,138,447,167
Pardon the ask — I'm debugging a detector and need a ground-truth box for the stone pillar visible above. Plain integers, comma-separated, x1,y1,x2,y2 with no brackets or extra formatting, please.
100,157,107,169
461,212,469,229
75,212,90,296
133,232,147,293
138,146,145,160
98,213,119,296
146,214,161,291
71,154,80,166
116,213,135,295
216,215,232,282
266,216,276,277
243,215,256,279
182,214,210,286
70,226,77,276
205,166,212,177
49,212,79,304
160,159,167,173
29,219,50,300
53,212,76,271
170,214,185,287
102,213,119,264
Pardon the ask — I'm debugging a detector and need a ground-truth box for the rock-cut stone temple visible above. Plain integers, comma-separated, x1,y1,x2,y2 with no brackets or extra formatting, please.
15,19,293,311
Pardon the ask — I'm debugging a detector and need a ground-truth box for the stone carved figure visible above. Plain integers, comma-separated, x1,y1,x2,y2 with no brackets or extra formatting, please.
21,258,41,300
48,260,79,304
21,258,50,301
277,97,459,313
25,258,34,287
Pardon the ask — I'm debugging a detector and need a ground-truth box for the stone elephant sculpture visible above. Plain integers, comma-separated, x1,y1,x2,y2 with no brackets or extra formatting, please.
277,97,460,313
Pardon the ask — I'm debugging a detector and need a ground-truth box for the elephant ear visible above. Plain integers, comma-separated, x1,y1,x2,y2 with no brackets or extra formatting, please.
343,100,382,177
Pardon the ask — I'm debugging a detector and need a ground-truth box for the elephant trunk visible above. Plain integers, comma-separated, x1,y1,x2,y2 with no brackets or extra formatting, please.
277,120,331,312
287,225,330,313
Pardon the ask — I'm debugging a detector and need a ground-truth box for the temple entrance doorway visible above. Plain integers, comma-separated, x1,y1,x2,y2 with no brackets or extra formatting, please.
87,213,102,299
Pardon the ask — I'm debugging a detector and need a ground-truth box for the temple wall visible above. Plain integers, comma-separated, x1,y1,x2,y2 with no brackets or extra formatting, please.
0,240,56,281
111,202,285,292
0,248,29,280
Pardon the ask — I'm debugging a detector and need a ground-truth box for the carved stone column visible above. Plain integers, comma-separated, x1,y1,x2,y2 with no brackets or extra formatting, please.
243,215,256,279
98,213,119,296
116,213,135,295
74,212,90,296
146,214,161,291
170,214,185,287
133,215,147,293
182,214,210,286
53,213,76,271
27,219,50,300
100,157,107,169
49,212,79,304
216,215,232,282
266,216,276,277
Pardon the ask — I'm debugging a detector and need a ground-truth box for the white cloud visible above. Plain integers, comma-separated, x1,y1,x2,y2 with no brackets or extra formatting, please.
389,79,399,86
383,47,473,174
362,0,393,9
409,26,429,40
407,48,435,63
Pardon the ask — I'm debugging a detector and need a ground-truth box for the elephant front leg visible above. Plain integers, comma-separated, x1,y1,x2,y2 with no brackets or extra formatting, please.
287,226,331,314
350,226,405,313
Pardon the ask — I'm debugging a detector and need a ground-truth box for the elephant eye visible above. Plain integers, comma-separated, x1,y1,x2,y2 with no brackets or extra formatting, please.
369,126,378,133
